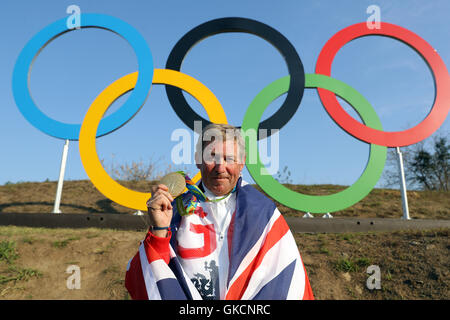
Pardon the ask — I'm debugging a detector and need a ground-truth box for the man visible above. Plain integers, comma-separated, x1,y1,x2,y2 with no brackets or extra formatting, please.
125,123,314,300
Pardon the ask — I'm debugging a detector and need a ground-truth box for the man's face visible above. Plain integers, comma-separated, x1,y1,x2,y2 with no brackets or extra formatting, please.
196,139,245,196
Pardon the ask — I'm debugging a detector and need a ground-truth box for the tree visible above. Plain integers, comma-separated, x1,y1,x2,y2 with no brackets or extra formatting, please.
102,154,189,182
276,165,293,184
382,133,449,191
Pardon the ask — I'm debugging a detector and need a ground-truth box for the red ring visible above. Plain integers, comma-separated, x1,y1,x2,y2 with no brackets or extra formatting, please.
315,22,450,147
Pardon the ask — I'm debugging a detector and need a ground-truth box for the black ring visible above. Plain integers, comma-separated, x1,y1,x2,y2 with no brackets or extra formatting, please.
165,17,305,139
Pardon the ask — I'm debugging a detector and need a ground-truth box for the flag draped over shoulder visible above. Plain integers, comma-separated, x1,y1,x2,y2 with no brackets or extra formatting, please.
125,178,314,300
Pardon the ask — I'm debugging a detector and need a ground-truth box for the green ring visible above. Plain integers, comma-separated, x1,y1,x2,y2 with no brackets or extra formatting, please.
241,74,387,213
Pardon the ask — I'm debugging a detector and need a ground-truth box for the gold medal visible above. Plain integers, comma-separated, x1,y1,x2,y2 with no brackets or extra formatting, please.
159,172,186,198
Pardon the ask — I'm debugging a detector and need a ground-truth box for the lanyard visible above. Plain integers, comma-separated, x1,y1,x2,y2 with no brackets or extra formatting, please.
175,171,237,216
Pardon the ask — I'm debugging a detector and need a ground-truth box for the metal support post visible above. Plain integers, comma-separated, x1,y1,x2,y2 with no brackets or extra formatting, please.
53,139,69,214
396,147,410,220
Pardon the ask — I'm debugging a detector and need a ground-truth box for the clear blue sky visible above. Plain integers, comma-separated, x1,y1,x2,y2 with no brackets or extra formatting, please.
1,0,449,188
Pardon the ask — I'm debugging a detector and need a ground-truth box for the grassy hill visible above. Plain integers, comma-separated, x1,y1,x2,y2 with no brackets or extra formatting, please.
0,226,448,300
0,180,449,219
0,180,448,300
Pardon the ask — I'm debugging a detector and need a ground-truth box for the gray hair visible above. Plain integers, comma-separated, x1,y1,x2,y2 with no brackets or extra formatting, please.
195,123,246,164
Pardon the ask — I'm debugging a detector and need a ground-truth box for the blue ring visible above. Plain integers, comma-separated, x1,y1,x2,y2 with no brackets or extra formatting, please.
12,13,153,140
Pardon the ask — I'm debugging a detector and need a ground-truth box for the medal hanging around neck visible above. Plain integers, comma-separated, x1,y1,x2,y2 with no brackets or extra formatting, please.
158,171,236,216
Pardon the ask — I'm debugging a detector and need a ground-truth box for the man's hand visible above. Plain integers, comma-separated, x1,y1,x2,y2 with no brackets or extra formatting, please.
147,184,174,238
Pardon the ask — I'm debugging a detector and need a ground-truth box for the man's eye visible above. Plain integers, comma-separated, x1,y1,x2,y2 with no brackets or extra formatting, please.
203,154,215,164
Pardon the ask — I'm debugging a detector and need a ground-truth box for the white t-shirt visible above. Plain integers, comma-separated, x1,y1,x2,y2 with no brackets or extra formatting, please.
175,184,236,300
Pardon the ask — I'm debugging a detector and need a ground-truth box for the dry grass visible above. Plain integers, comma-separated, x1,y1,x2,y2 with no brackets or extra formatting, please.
0,180,448,219
297,228,450,299
0,180,448,299
254,184,449,219
0,225,448,300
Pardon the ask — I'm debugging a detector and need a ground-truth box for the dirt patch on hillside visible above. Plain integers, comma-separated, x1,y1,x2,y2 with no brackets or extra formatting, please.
297,229,449,299
0,226,139,299
0,226,448,300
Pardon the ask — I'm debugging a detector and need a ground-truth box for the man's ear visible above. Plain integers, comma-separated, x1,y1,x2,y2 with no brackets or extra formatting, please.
239,154,246,171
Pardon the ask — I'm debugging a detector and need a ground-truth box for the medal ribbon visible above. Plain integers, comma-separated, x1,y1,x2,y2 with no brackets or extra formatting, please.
175,171,236,216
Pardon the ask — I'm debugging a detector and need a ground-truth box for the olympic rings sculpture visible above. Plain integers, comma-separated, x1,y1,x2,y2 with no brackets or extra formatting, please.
12,14,450,213
12,14,154,140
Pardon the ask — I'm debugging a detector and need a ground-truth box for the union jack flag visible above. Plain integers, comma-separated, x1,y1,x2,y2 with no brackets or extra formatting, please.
125,178,314,300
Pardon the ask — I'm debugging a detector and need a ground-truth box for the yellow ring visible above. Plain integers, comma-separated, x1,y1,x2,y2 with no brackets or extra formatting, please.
79,69,228,211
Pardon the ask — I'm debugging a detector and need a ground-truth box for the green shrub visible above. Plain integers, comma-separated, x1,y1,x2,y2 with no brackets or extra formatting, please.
0,241,18,264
